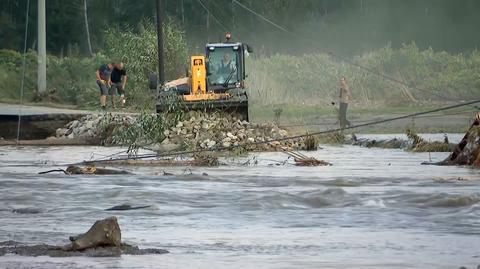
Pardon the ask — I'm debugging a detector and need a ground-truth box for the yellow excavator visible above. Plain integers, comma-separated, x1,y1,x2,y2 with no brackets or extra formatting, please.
149,35,252,121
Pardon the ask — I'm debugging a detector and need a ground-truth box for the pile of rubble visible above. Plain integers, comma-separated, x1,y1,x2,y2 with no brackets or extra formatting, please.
163,112,305,151
55,114,135,140
54,112,307,151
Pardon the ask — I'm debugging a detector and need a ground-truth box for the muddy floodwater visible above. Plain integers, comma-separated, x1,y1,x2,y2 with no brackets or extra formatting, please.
0,134,479,269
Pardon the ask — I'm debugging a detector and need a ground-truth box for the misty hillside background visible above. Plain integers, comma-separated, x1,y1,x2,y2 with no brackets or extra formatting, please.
1,0,479,56
0,0,479,115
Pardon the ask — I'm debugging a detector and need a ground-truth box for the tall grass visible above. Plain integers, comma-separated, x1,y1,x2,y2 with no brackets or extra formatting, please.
247,43,480,108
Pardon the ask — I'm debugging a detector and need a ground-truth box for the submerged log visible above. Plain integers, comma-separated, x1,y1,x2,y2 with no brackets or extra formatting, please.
86,153,219,167
432,115,480,166
64,216,121,251
105,204,151,211
66,165,130,175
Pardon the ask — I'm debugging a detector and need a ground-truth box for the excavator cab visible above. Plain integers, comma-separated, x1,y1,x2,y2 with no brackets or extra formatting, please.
205,43,246,92
152,39,251,121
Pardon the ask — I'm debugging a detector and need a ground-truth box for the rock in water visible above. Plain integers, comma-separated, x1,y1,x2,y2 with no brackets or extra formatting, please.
65,216,121,251
0,217,168,257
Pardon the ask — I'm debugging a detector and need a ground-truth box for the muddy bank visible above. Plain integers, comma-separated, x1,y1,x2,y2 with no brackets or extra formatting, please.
0,136,98,146
0,241,167,257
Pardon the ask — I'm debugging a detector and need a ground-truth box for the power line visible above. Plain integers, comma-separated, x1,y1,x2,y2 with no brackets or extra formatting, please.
81,99,480,165
278,107,477,128
196,0,228,32
232,0,289,33
231,0,471,104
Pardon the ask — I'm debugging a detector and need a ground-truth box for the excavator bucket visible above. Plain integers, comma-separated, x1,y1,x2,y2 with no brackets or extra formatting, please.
156,91,249,121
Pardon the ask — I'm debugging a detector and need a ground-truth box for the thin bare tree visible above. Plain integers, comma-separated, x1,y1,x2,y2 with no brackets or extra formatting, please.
83,0,93,56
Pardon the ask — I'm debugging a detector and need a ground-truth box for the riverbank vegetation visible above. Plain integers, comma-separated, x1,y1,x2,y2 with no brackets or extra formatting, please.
0,19,188,110
2,43,479,115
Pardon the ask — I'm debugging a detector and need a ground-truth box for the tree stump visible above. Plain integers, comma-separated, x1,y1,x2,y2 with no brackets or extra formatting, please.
65,216,121,251
436,115,480,166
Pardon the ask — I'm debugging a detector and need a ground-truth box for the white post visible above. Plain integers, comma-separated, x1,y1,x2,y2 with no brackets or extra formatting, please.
37,0,47,94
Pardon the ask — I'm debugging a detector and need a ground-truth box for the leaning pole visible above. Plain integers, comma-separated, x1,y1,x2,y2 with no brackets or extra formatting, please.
156,0,165,85
37,0,47,94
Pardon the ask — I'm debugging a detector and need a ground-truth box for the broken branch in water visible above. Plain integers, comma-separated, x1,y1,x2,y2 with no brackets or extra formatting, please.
84,153,219,167
38,169,69,175
283,151,331,166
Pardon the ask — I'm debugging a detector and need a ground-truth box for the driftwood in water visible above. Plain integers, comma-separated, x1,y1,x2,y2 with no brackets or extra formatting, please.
66,165,130,175
86,153,219,167
349,134,408,149
64,216,121,251
432,116,480,166
405,129,454,152
348,131,454,152
284,151,331,166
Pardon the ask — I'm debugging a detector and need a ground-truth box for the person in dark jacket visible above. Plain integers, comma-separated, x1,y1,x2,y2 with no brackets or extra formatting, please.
95,63,113,110
110,62,128,108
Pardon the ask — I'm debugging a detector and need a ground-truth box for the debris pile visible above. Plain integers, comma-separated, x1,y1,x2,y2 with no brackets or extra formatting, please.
54,112,307,151
55,114,135,140
347,131,454,152
405,129,454,152
163,112,306,151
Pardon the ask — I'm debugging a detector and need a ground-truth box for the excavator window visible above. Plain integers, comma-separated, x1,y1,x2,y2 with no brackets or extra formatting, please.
207,47,239,86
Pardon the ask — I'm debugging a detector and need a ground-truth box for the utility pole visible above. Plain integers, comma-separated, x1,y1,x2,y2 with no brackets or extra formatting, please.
231,0,235,31
37,0,46,94
206,0,210,42
181,0,185,25
156,0,165,85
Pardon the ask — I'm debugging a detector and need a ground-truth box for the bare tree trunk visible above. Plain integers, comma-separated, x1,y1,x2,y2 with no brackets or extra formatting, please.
83,0,93,56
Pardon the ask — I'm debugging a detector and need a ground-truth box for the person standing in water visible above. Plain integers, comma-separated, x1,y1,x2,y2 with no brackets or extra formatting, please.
339,76,352,128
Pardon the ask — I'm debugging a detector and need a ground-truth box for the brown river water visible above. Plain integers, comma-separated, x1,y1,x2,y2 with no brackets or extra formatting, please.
0,134,479,269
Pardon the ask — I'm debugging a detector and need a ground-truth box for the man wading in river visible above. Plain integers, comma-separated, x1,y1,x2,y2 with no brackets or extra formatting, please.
339,76,352,128
96,63,113,110
110,62,128,108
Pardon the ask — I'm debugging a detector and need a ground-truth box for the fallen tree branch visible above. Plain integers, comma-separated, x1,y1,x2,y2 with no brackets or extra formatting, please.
283,150,331,166
38,169,69,175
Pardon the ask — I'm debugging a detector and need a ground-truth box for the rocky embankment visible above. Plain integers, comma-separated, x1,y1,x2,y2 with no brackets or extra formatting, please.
54,112,307,151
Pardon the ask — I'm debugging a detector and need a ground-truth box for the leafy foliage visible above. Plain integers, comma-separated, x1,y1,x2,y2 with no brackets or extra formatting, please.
103,19,188,109
0,19,188,110
106,112,166,153
0,49,106,107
